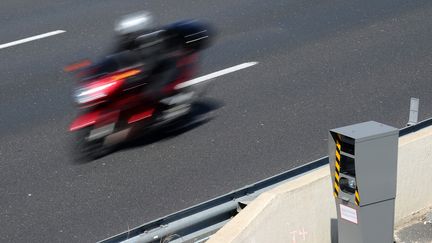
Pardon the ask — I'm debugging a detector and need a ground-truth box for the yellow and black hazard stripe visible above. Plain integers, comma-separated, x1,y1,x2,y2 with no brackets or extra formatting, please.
334,138,341,198
355,188,360,206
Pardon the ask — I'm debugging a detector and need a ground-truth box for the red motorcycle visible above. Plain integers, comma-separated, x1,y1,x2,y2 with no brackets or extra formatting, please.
67,53,201,159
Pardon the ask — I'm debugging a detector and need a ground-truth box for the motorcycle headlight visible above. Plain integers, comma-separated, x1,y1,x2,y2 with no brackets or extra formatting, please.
74,89,106,104
73,82,117,104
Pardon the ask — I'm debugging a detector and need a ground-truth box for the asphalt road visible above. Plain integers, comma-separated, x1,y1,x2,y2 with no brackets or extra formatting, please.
1,0,432,242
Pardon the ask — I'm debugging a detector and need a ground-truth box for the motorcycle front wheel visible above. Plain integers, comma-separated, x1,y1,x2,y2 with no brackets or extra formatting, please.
74,127,113,161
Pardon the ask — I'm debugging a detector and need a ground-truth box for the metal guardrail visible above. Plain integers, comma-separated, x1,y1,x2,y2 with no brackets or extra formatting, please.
100,156,328,243
100,117,432,243
400,116,432,136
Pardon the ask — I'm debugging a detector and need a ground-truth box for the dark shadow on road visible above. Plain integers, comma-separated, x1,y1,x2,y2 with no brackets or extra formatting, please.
121,97,224,150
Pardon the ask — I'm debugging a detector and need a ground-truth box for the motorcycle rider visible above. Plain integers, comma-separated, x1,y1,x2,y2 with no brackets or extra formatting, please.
68,12,213,159
111,11,213,103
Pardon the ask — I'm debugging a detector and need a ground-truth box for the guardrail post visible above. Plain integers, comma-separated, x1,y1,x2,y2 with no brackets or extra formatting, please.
407,97,419,126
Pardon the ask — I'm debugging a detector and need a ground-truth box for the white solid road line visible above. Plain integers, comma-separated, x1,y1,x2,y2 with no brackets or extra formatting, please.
175,62,258,89
0,30,66,50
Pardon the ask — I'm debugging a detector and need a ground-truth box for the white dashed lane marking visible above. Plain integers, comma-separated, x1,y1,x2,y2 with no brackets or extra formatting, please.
0,30,66,50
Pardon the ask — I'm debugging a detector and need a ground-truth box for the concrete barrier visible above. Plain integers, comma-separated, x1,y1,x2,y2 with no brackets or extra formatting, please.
208,125,432,243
